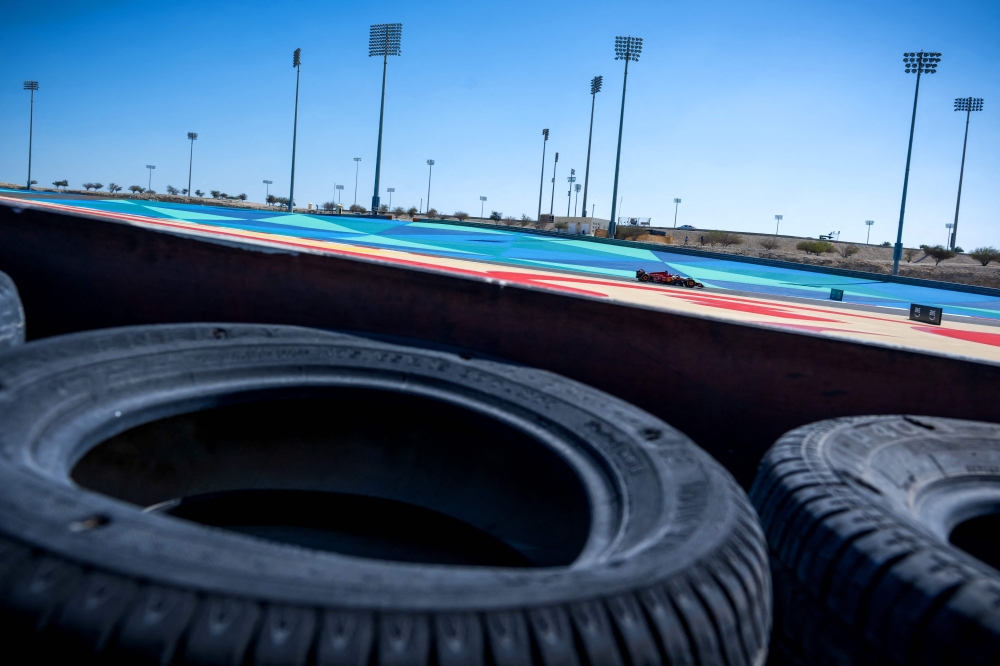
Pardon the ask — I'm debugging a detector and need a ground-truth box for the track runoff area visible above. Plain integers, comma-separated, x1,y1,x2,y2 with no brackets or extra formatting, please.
4,192,1000,367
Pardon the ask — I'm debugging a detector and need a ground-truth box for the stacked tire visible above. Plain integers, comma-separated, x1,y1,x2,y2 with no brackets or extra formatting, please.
0,322,771,665
752,416,1000,665
0,270,24,349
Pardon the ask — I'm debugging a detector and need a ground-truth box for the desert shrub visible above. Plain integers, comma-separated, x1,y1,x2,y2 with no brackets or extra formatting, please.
705,230,744,247
52,180,68,190
108,183,122,193
166,185,179,195
349,204,363,212
554,221,568,230
955,246,964,253
406,206,419,216
969,247,1000,266
82,183,95,191
489,211,502,223
836,244,860,258
322,201,338,211
393,206,406,215
210,190,221,198
518,215,532,227
759,237,780,251
237,193,247,201
378,204,389,213
426,208,438,218
796,240,835,255
879,241,891,247
128,185,144,195
904,248,918,262
922,244,956,265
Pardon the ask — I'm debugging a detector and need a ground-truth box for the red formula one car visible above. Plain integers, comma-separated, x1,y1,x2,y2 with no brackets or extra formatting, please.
636,269,705,289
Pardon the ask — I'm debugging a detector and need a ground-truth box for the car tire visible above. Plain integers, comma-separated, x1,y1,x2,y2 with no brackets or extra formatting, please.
751,415,1000,665
0,270,24,349
0,323,770,665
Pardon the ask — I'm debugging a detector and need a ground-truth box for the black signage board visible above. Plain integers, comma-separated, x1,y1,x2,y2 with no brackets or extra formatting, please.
909,303,943,325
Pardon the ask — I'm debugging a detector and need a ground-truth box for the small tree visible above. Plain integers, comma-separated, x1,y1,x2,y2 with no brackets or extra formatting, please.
210,190,221,199
519,215,532,227
955,246,964,253
904,248,918,263
182,188,189,195
82,183,95,191
796,240,835,255
379,204,389,213
489,211,502,223
237,193,247,201
349,204,363,213
705,230,743,247
322,201,338,211
879,241,891,247
922,244,955,265
502,215,518,226
392,206,406,215
128,185,144,195
195,189,205,197
92,183,104,191
266,194,277,206
759,237,780,252
836,244,860,259
52,180,68,190
970,247,1000,266
166,185,179,195
274,196,290,207
453,211,469,220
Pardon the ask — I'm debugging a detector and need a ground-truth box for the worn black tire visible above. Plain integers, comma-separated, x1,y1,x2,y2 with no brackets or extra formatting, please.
751,416,1000,666
0,270,24,349
0,323,770,665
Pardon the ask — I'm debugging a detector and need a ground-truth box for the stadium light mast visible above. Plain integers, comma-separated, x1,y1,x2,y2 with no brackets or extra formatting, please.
537,129,549,220
581,75,602,218
892,50,941,276
566,169,576,216
23,81,39,191
480,195,487,218
287,48,303,213
549,152,559,215
944,222,954,247
336,184,345,205
950,96,983,251
187,132,198,196
425,159,435,213
263,180,272,202
774,214,783,235
387,187,395,209
369,22,402,217
145,165,156,192
574,183,582,217
673,198,681,228
608,36,642,239
865,219,874,244
353,158,362,206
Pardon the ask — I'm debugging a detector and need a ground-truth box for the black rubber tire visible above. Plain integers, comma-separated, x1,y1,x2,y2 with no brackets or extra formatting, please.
751,415,1000,666
0,270,24,349
0,323,770,665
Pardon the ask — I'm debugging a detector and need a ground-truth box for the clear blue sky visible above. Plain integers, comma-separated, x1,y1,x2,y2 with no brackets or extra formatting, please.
1,0,997,248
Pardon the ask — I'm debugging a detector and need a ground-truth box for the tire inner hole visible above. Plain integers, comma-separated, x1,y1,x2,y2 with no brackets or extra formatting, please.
949,512,1000,572
72,387,591,568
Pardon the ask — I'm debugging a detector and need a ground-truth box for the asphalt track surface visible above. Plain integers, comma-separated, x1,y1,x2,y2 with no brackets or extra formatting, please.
3,192,1000,366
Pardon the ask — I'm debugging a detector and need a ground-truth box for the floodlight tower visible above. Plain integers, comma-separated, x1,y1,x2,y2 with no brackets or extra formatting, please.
263,179,272,202
369,22,402,216
145,165,156,191
950,96,983,251
944,223,954,247
581,75,602,217
574,183,582,217
336,184,345,205
673,198,681,228
23,81,39,190
426,159,435,212
608,36,642,239
537,129,549,220
386,187,395,209
549,152,559,215
353,158,362,205
865,220,875,244
287,48,303,212
187,132,198,196
774,215,783,235
566,169,576,216
892,50,941,275
480,195,487,218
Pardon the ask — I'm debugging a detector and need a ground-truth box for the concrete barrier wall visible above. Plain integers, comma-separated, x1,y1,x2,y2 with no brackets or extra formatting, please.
1,203,998,487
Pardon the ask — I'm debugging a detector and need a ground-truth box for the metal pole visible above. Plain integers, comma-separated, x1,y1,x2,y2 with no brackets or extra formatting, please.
892,70,922,276
566,170,575,217
188,139,195,196
673,199,680,228
426,161,433,212
354,159,361,206
288,57,301,212
574,184,580,216
549,152,559,215
26,87,35,191
537,130,548,220
371,52,388,215
582,88,597,216
950,102,972,251
608,55,630,239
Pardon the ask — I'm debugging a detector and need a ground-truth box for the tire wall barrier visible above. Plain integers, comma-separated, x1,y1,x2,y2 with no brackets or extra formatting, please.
2,203,1000,486
0,269,25,349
